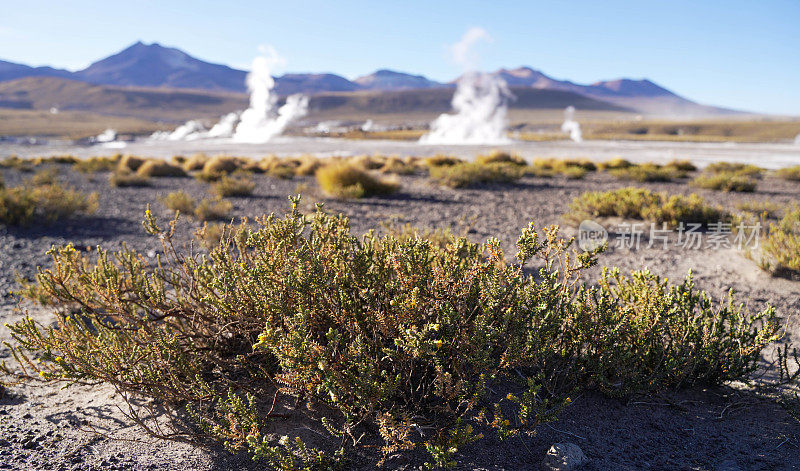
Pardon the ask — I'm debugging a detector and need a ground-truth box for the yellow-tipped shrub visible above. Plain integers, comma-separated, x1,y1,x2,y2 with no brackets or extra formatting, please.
316,163,399,198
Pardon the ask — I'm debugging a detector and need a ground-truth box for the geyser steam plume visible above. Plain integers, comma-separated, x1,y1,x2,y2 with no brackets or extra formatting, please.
149,47,307,143
233,49,309,143
420,27,511,145
561,106,583,142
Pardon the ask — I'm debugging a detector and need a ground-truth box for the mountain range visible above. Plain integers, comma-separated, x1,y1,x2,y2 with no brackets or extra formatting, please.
0,41,737,117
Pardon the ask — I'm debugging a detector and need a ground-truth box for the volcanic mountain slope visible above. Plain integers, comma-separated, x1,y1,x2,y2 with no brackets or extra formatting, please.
0,77,247,122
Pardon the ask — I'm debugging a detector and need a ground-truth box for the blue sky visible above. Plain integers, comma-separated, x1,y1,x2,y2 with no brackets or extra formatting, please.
2,0,798,114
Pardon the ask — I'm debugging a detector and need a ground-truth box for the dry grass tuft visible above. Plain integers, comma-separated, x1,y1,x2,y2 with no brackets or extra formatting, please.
316,163,399,198
136,160,187,178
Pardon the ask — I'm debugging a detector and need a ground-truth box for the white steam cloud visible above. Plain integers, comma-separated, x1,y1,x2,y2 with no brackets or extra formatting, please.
794,133,800,145
149,47,307,143
561,106,583,142
420,27,511,145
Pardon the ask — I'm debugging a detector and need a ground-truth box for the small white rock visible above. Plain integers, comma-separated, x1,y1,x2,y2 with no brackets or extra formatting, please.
541,442,587,471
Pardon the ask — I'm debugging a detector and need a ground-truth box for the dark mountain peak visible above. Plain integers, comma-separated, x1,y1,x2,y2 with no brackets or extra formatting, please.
590,78,676,98
355,69,442,90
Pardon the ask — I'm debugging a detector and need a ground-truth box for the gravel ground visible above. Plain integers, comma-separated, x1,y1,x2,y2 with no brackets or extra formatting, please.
1,163,799,470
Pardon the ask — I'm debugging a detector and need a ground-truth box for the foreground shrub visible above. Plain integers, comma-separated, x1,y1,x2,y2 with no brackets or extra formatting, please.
0,182,97,226
691,172,757,192
568,187,725,227
429,162,524,188
212,175,256,197
775,165,800,181
316,163,399,198
7,200,777,468
136,160,187,178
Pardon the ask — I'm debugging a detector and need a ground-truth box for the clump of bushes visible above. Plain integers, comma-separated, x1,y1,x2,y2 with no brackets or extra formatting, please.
0,181,97,226
182,153,209,172
691,172,757,192
293,155,322,176
530,158,596,177
775,165,800,181
429,162,524,188
7,199,777,468
136,160,187,178
379,156,417,175
316,163,399,198
597,158,634,170
212,175,256,197
568,187,726,227
735,200,782,219
202,156,243,178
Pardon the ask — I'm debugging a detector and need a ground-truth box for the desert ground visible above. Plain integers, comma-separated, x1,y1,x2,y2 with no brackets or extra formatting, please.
1,144,799,470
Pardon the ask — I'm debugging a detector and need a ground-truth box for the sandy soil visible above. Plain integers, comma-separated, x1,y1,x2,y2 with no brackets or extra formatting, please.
1,163,799,470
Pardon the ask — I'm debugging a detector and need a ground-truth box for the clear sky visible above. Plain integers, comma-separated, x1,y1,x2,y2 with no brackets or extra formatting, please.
2,0,798,114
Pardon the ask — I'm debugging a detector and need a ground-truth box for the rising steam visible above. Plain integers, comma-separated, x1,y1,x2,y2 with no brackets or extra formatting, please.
420,27,511,145
149,47,307,143
561,106,583,142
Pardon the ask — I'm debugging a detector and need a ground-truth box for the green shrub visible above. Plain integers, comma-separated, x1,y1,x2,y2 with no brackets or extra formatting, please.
74,156,120,173
212,175,256,197
316,163,399,198
704,162,763,177
735,200,781,219
429,162,524,188
0,183,98,226
568,187,725,227
194,197,233,221
664,159,697,172
136,160,187,178
7,200,777,468
691,172,757,192
160,190,197,215
609,163,685,182
597,158,634,170
424,155,464,167
475,150,527,166
109,170,151,187
561,166,588,179
759,206,800,277
775,165,800,181
531,158,596,175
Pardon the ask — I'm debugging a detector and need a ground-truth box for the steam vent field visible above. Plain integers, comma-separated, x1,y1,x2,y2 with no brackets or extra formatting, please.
1,3,800,470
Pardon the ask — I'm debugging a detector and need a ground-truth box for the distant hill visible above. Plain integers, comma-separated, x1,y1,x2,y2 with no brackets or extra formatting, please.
0,77,247,122
0,43,741,117
0,59,72,83
354,69,444,90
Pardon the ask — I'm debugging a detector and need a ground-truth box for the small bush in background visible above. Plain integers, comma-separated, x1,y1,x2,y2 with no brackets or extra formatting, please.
424,155,464,167
0,182,97,226
609,163,685,182
73,155,120,173
704,162,763,177
136,160,187,178
182,153,209,172
758,205,800,278
117,155,147,173
775,165,800,181
475,150,527,166
194,196,233,221
429,162,523,188
160,190,197,215
109,170,151,187
567,187,725,227
379,156,418,175
691,172,757,192
316,162,399,198
212,175,256,197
